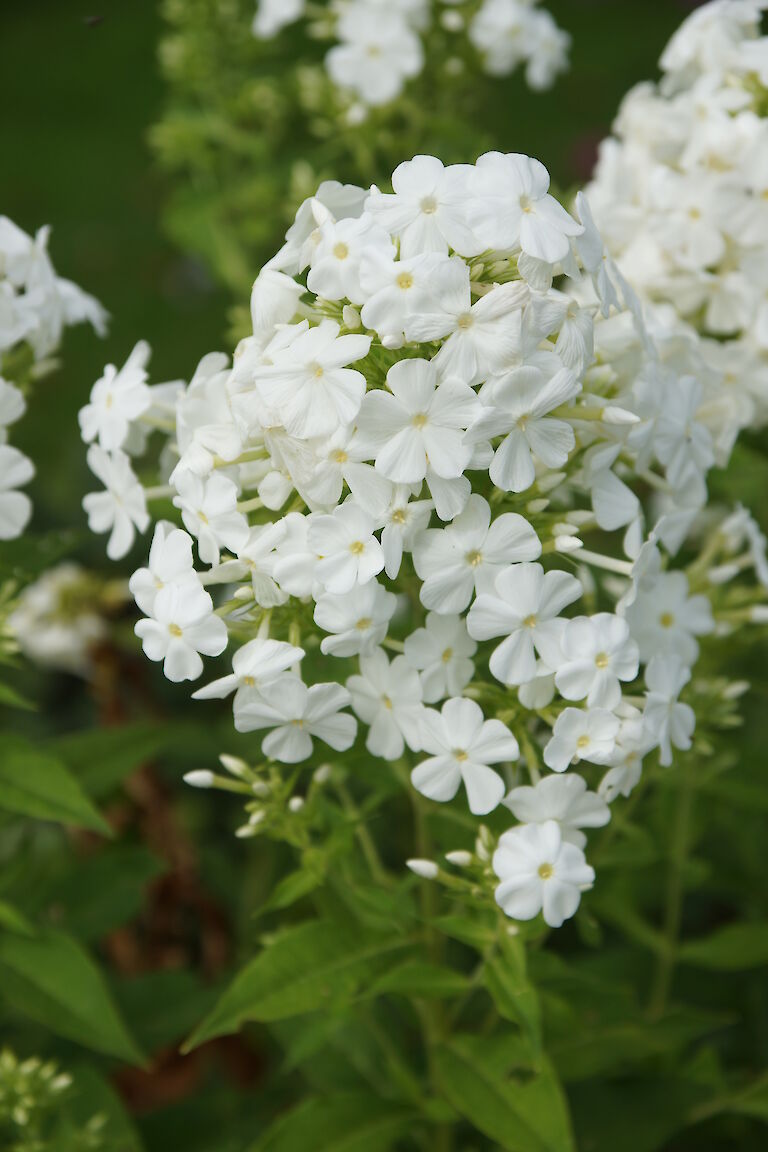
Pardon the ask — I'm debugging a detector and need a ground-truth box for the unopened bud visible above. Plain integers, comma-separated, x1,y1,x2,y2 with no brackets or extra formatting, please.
602,406,641,425
288,796,305,813
382,333,404,351
184,770,214,789
554,535,583,553
445,850,473,867
313,764,332,784
406,858,439,880
526,498,549,514
750,605,768,623
342,304,361,330
219,754,249,778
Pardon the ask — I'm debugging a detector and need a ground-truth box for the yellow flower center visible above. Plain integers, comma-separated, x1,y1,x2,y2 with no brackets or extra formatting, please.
595,652,610,669
333,242,350,260
522,613,538,629
391,509,406,525
659,612,675,629
243,675,256,686
457,313,474,330
382,695,393,710
355,617,372,631
420,196,438,215
453,749,468,762
349,540,365,555
466,550,483,568
168,623,183,637
441,647,453,663
412,412,428,428
576,734,590,750
538,862,554,880
397,271,414,290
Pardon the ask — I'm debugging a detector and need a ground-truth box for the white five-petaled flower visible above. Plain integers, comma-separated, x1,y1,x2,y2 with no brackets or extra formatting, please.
365,156,480,259
503,773,610,849
308,500,384,594
234,676,357,761
78,340,152,452
172,470,249,567
493,819,595,928
404,612,477,703
554,613,640,709
129,521,198,616
254,320,371,438
314,581,397,657
467,561,581,685
134,581,227,683
347,647,425,759
624,569,714,665
411,696,519,815
468,352,580,493
354,358,479,483
0,444,34,540
192,637,305,718
83,446,149,560
413,494,541,614
325,5,423,107
543,707,620,773
643,653,695,767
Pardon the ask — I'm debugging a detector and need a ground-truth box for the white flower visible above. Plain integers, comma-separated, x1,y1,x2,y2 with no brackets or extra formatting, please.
0,444,33,540
468,352,580,493
192,637,305,715
365,156,480,259
254,320,371,437
347,647,425,758
213,521,288,607
404,612,477,703
0,378,25,438
469,152,583,262
306,211,394,305
599,712,649,801
411,696,519,815
413,494,541,614
624,570,713,665
134,582,227,682
326,6,423,107
83,446,149,560
643,653,695,767
543,707,620,773
354,358,479,483
380,486,433,578
503,774,610,849
78,341,151,451
128,521,198,616
359,251,454,342
554,613,640,709
172,471,249,566
493,819,595,928
467,561,581,685
409,280,530,387
308,501,384,594
314,580,397,657
252,0,304,38
234,676,357,761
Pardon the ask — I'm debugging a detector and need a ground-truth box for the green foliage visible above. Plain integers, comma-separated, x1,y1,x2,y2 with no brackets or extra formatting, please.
0,736,110,835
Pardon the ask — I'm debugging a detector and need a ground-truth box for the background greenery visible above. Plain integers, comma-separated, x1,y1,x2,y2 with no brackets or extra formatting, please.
3,2,768,1150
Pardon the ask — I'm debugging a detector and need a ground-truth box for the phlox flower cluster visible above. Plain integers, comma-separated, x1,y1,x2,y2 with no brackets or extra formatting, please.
0,216,106,541
80,151,767,930
253,0,569,111
588,0,768,430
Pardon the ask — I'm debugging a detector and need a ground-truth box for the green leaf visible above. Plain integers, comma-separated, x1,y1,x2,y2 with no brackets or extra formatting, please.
435,1036,575,1152
185,920,412,1050
432,913,496,951
0,929,144,1063
49,725,169,799
0,734,110,834
0,898,34,935
484,938,542,1056
368,961,468,999
67,1063,145,1152
679,921,768,970
257,868,323,916
249,1093,417,1152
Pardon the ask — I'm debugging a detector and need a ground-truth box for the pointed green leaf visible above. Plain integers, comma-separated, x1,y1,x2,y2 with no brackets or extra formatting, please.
484,941,542,1056
679,922,768,970
434,1036,575,1152
49,725,169,799
0,735,110,834
185,920,412,1050
368,961,468,999
0,929,144,1064
249,1093,417,1152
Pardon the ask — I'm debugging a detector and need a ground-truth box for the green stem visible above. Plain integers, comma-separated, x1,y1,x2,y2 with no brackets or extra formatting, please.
334,780,389,887
647,762,695,1020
